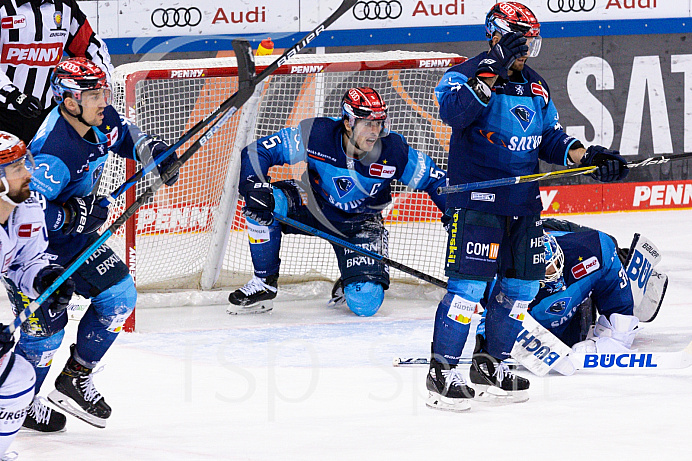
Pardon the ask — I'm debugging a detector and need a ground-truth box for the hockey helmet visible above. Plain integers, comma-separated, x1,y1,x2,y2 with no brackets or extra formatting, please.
341,87,390,137
543,232,565,291
0,131,34,205
51,57,111,105
485,2,541,57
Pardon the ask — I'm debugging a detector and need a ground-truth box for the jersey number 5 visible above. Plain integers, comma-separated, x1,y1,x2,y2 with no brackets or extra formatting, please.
262,135,282,150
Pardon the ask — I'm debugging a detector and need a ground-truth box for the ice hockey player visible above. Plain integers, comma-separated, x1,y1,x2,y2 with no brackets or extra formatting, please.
0,0,114,144
428,1,629,411
477,218,667,375
0,131,77,446
228,87,447,316
25,57,178,429
528,219,664,349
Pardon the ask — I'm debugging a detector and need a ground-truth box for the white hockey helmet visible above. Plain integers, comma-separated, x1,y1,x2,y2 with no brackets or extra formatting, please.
543,232,565,290
0,131,34,205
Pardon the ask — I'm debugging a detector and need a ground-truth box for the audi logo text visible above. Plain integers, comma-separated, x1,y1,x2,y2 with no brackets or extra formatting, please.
151,7,202,28
353,1,403,20
547,0,596,13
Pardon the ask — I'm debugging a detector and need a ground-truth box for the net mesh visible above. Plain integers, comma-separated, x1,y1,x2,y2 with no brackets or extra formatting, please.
109,52,462,290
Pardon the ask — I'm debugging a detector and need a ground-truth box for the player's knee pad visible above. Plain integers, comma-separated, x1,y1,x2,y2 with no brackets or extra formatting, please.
15,329,65,369
89,275,137,330
447,278,487,300
16,329,64,391
344,281,384,316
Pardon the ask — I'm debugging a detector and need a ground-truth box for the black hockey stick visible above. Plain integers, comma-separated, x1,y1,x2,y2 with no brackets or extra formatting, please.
100,0,358,207
5,1,357,334
437,151,692,195
274,214,448,289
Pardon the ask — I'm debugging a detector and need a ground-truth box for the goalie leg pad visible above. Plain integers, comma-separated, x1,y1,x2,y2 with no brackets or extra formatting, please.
572,313,639,354
344,281,383,316
75,275,136,368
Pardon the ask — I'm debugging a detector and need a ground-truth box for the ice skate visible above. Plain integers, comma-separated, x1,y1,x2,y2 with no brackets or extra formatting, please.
47,347,111,429
470,337,529,404
227,275,278,315
21,396,66,433
425,357,475,412
326,278,346,308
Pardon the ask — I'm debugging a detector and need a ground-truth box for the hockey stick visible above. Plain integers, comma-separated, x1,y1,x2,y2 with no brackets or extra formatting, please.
273,214,448,289
5,2,357,334
394,342,692,372
100,0,358,207
393,357,519,367
437,151,692,195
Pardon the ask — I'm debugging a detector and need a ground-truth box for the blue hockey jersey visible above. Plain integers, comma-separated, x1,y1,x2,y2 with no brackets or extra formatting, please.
239,117,446,223
528,230,634,338
435,53,580,216
29,105,144,263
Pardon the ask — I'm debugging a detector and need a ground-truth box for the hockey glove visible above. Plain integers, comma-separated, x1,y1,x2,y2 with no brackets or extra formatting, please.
62,195,109,235
0,324,14,357
34,264,76,315
580,145,629,183
476,32,528,80
240,178,275,226
0,84,42,118
136,135,180,187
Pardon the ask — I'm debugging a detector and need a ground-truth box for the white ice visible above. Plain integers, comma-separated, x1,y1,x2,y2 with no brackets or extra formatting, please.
4,209,692,460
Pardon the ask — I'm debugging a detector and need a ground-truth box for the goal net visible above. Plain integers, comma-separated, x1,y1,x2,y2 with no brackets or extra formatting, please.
106,51,465,294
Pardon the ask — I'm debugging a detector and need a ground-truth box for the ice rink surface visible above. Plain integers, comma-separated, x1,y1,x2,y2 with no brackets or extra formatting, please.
4,209,692,461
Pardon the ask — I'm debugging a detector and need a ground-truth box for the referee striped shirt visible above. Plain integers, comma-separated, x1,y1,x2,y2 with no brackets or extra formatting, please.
0,0,113,110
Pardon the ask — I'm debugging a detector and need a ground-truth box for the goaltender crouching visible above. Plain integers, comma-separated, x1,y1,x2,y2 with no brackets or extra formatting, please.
477,218,667,375
228,87,447,316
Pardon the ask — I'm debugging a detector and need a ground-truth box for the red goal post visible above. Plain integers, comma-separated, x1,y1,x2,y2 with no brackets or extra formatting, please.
104,51,466,306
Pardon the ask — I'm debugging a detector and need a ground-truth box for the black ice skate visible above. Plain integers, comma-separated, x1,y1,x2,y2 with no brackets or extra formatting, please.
425,357,475,412
470,335,529,404
327,278,345,308
47,347,111,429
227,275,278,314
22,396,66,432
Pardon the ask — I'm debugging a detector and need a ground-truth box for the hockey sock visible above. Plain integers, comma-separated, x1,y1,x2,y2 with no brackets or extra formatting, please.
246,218,282,278
431,279,486,365
484,279,539,360
15,330,64,393
75,277,136,367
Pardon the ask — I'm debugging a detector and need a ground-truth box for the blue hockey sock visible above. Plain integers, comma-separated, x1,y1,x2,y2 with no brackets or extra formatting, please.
75,276,136,367
15,330,64,393
246,188,288,278
484,279,539,360
431,279,486,365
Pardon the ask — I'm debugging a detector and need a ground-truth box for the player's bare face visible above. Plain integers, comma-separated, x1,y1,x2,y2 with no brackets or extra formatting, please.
80,89,110,126
4,155,33,203
352,119,383,152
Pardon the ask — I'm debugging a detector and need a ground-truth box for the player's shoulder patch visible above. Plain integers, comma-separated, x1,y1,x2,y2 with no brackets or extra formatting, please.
558,230,603,283
13,199,47,228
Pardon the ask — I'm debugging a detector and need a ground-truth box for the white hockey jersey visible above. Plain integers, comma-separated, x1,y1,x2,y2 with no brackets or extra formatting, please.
0,195,50,299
